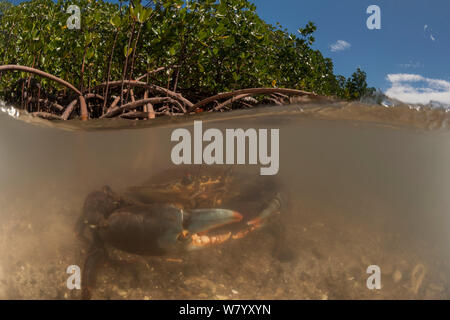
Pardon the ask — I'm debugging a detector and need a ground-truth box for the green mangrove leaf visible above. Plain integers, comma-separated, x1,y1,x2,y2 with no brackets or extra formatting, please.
110,14,121,29
124,46,133,58
86,47,95,59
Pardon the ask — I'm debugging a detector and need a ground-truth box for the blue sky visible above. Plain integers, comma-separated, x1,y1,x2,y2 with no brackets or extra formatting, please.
255,0,450,104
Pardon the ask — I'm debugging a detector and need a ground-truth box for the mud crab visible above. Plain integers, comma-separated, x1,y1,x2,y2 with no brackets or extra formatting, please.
76,167,285,299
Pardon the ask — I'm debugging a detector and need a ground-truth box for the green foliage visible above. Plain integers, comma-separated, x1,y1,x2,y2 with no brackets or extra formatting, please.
0,0,10,17
0,0,373,101
343,68,374,100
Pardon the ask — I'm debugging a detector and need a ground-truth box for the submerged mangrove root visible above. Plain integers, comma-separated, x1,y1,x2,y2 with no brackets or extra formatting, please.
0,65,88,120
0,64,318,121
190,87,316,112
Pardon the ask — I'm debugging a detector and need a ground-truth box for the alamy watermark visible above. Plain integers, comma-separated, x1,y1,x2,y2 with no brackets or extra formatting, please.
63,4,381,32
66,5,81,30
65,263,383,292
170,121,279,176
366,5,381,30
366,265,381,290
66,265,81,290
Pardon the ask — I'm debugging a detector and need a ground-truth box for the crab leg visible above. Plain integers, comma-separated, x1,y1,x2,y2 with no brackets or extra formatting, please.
81,237,108,300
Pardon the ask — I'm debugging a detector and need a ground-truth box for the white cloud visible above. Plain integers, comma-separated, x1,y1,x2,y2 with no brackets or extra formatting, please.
430,34,436,41
330,40,351,52
385,73,450,105
387,74,424,82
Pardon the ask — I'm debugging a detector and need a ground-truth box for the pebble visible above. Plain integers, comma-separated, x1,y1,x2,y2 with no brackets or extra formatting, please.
216,295,229,300
118,290,128,297
231,289,239,295
392,270,402,283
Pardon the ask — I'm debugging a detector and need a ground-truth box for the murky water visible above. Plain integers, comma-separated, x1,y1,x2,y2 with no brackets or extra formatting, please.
1,101,450,299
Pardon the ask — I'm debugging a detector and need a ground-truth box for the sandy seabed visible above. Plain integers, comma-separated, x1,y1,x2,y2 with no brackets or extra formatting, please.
0,184,448,300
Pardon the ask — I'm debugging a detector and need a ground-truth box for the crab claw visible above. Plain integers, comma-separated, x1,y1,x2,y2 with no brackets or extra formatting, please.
248,193,283,227
186,209,243,233
232,193,284,240
183,209,243,250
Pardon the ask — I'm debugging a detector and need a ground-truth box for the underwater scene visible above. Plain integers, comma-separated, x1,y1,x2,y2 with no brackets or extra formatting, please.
0,102,449,299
